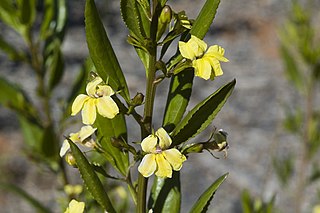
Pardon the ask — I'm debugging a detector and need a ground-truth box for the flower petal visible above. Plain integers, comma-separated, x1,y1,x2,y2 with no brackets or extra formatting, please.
155,154,172,178
193,58,211,80
141,134,157,153
163,148,186,171
191,35,207,56
156,128,172,149
71,94,89,116
79,126,97,141
138,154,157,177
179,41,195,60
82,98,97,125
60,139,70,157
96,96,119,119
86,77,103,96
69,132,80,143
209,58,223,77
65,199,85,213
206,45,229,62
97,85,114,97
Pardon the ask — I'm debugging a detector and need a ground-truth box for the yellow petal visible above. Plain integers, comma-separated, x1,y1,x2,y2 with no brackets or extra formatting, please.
206,45,229,62
82,98,97,125
156,128,172,149
155,154,172,178
208,58,223,77
69,132,80,143
86,77,103,96
179,41,195,60
71,94,89,116
191,35,207,56
141,134,157,153
163,148,186,171
96,96,119,119
65,199,85,213
60,140,70,157
138,154,157,177
79,125,97,141
193,58,211,80
96,85,114,97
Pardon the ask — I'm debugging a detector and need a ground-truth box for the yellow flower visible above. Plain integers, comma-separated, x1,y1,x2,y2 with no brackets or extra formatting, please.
60,125,97,157
314,205,320,213
71,76,119,124
178,35,229,80
64,199,85,213
138,128,187,178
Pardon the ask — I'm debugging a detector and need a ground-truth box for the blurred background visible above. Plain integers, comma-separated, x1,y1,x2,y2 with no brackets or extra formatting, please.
0,0,320,212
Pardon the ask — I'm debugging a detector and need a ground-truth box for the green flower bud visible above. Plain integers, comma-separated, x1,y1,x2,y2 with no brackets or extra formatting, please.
156,5,172,41
182,143,204,154
131,92,144,106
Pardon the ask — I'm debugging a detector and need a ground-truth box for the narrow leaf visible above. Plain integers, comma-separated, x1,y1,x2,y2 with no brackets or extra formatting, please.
189,173,228,213
68,139,116,213
120,0,144,39
172,79,235,145
17,0,36,26
85,0,130,101
0,35,27,61
163,69,194,132
94,114,129,176
190,0,221,39
0,183,52,213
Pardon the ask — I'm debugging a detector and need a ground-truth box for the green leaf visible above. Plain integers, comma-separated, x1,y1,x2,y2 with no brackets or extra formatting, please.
189,173,228,213
94,114,129,176
68,139,116,213
190,0,221,39
0,0,21,31
171,79,235,145
280,44,303,90
85,0,130,101
40,0,55,39
0,183,52,213
17,0,36,26
44,38,64,91
163,69,194,132
120,0,144,39
148,172,181,213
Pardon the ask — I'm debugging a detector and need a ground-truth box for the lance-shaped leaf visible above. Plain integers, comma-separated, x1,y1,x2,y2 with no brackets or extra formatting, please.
94,114,129,176
163,0,222,132
171,79,235,145
0,183,52,213
85,0,130,101
189,173,228,213
189,0,221,38
163,69,194,132
121,0,145,39
17,0,36,26
148,172,181,213
68,139,116,213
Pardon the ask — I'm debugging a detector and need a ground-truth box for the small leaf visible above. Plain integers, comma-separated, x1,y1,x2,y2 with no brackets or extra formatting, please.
85,0,130,101
0,183,52,213
68,139,116,213
171,79,235,145
148,172,181,213
94,114,129,176
17,0,36,26
189,173,228,213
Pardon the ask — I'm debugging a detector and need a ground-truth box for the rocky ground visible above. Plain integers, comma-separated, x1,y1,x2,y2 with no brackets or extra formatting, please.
0,0,319,212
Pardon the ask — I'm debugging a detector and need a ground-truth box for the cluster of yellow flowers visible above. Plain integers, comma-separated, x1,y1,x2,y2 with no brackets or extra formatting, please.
179,35,229,80
61,36,228,179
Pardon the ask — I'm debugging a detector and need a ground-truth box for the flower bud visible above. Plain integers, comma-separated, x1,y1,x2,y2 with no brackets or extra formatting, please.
182,143,204,154
157,5,172,41
131,92,144,106
65,153,77,168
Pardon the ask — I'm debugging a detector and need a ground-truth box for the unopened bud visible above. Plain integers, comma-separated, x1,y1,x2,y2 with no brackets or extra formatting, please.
183,143,204,154
157,5,172,41
131,93,144,106
65,153,77,168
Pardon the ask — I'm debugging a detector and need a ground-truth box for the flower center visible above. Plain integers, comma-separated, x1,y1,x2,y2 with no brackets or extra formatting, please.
155,145,162,154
